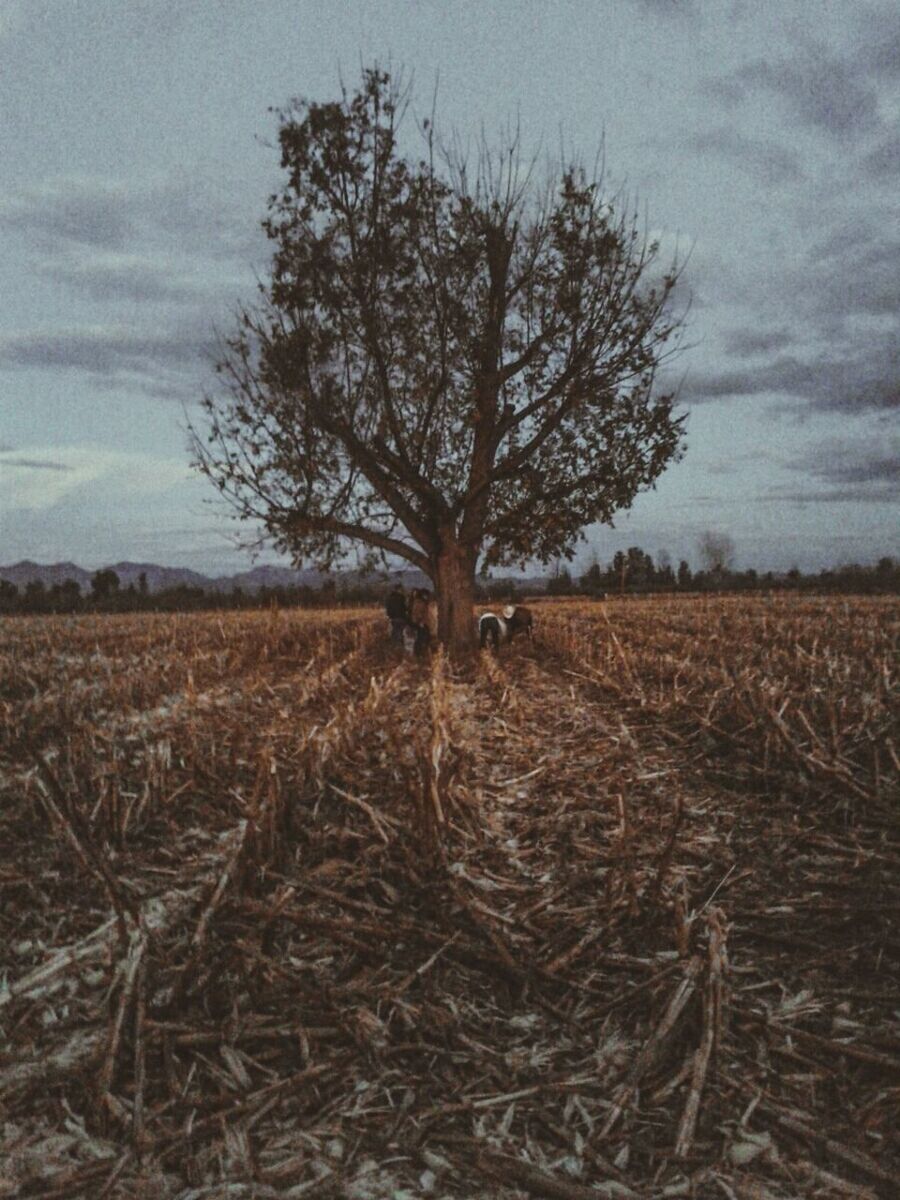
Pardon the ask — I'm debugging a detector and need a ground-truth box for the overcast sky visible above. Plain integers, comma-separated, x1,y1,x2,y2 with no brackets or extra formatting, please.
1,0,897,575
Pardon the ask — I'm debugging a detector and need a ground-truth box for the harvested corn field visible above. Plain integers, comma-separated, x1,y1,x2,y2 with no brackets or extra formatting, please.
0,595,897,1199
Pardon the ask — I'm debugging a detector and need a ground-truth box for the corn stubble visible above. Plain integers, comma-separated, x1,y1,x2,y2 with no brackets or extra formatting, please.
0,595,896,1199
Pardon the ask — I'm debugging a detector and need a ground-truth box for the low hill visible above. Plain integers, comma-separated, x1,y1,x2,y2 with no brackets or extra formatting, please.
0,560,93,591
0,559,435,595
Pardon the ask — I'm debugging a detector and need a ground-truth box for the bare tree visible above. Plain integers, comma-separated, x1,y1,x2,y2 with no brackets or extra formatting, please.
698,531,735,575
192,68,687,653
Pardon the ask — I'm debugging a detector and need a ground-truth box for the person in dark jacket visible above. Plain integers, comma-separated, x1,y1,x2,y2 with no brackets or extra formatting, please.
385,583,407,645
407,588,432,657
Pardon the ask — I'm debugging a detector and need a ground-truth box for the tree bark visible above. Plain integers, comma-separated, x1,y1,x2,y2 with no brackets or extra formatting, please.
433,536,477,657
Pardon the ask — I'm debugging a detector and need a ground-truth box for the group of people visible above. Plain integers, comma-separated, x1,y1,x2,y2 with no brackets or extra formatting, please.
385,582,535,654
385,583,434,656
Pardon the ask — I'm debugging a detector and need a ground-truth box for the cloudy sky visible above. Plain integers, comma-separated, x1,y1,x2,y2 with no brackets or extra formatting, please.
1,0,897,575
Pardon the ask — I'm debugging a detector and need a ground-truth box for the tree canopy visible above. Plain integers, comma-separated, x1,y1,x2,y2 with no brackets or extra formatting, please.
193,68,687,650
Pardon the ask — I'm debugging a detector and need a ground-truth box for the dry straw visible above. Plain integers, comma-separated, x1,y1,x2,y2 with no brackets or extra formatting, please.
0,595,897,1197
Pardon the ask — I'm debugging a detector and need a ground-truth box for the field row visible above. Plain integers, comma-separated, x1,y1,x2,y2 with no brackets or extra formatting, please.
541,593,897,818
0,607,376,756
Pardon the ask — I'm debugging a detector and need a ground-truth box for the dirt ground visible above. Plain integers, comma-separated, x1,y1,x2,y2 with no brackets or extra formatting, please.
1,601,897,1198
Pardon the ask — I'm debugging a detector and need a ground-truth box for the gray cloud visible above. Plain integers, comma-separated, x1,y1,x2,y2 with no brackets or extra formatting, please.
41,256,209,304
91,371,206,404
1,456,72,471
688,332,900,413
0,175,259,401
814,458,900,487
0,182,133,250
630,0,695,15
0,323,218,403
0,175,266,314
730,434,900,508
0,176,263,261
703,450,772,476
704,42,882,139
745,54,879,136
723,328,794,357
702,9,900,156
697,200,900,420
756,486,897,504
800,220,900,323
141,181,266,264
691,127,804,185
861,128,900,179
700,76,743,105
859,6,900,78
0,326,210,372
789,437,900,489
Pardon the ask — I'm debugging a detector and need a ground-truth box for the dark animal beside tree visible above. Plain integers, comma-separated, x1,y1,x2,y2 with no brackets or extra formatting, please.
505,604,534,641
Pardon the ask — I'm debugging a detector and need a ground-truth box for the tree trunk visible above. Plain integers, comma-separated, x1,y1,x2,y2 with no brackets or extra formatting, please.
433,537,477,657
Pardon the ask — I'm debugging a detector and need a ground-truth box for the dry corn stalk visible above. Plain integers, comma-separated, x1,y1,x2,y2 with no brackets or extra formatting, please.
674,906,728,1156
600,955,703,1136
415,648,452,859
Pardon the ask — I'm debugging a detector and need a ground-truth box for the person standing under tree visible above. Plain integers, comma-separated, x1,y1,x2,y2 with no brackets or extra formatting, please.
385,582,407,646
408,588,432,657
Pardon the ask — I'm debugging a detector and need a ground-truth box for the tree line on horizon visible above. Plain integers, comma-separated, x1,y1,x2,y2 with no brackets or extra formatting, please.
1,552,896,616
549,548,899,597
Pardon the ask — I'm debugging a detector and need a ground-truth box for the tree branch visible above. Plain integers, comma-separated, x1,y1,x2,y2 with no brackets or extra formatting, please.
284,514,431,574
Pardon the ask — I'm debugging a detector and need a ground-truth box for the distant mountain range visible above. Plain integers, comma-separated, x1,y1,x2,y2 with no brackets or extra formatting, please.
0,560,432,595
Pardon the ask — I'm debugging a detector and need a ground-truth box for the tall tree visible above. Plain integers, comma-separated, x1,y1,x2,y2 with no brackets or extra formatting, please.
626,545,655,588
91,569,120,602
193,68,686,653
0,580,17,613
